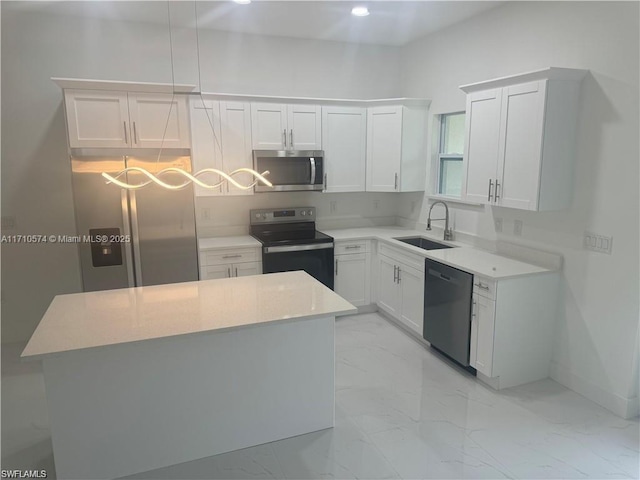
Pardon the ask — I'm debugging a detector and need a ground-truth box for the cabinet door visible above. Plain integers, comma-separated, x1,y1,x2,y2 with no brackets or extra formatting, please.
201,264,232,280
497,81,546,210
377,255,400,318
233,262,262,277
335,253,368,307
127,93,190,148
366,106,402,192
398,263,424,335
474,294,496,377
463,89,502,204
322,106,366,192
190,100,224,196
64,90,130,148
287,104,321,150
251,103,287,149
220,102,254,195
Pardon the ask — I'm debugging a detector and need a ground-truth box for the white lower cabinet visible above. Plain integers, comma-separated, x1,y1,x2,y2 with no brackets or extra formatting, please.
376,244,425,335
470,293,496,377
469,274,559,389
334,241,370,307
199,247,262,280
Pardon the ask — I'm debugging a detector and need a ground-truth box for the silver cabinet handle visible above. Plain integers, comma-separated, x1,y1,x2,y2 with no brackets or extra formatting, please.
227,267,231,278
477,282,490,290
290,129,293,147
222,254,242,259
393,265,398,283
335,258,338,276
283,129,287,148
123,122,129,144
133,121,138,144
397,267,401,284
472,299,477,317
494,179,500,201
235,267,238,277
394,173,398,190
488,179,493,201
324,173,327,190
345,245,361,250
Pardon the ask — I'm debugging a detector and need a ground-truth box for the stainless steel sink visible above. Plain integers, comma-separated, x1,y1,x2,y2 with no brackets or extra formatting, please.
394,236,454,251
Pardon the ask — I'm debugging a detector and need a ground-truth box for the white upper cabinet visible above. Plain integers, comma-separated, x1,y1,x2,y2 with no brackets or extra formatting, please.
65,90,130,148
463,89,502,204
250,103,287,149
127,93,190,148
190,99,223,196
220,101,254,195
64,89,191,149
461,68,586,211
366,105,427,193
251,103,321,150
321,106,366,192
190,100,253,197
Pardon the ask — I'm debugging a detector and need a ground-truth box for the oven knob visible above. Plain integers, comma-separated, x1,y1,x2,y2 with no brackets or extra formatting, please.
307,210,313,216
255,213,261,219
301,211,307,216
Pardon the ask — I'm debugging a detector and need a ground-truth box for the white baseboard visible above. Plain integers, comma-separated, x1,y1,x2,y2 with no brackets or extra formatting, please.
550,361,639,419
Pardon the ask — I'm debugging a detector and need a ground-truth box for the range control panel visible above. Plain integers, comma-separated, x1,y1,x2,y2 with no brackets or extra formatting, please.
250,207,316,224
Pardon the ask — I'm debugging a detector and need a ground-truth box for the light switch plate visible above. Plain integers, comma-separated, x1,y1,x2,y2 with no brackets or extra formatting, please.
514,220,523,236
583,231,613,254
494,217,503,233
330,201,337,213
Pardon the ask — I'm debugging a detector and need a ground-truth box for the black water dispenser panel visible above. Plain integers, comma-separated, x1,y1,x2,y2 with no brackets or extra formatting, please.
90,228,123,267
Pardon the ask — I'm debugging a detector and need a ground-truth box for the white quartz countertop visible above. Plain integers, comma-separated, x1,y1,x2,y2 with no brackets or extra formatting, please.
198,235,261,250
324,227,553,279
22,271,356,360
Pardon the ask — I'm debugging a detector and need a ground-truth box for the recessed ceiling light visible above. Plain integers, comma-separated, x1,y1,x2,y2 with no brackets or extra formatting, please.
233,0,251,4
351,6,370,17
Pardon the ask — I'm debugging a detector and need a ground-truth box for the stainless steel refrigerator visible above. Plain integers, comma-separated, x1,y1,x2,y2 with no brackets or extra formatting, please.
71,153,199,292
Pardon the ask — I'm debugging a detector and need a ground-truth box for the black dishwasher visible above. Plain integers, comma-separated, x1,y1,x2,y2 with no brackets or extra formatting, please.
423,259,474,367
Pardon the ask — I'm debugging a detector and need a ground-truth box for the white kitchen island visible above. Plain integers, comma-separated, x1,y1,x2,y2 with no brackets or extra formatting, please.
22,271,356,480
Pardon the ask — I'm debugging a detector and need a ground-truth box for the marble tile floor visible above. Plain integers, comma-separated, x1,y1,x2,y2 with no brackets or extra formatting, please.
2,312,638,479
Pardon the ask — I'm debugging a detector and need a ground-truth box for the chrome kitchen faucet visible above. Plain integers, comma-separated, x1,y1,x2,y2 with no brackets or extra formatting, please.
426,201,454,241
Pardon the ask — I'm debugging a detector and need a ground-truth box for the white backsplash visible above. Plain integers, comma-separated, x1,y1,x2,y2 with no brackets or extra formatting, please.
195,192,400,238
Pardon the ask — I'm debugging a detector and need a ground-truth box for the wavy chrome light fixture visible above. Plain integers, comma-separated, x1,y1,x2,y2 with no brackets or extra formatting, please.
102,167,272,190
102,2,272,192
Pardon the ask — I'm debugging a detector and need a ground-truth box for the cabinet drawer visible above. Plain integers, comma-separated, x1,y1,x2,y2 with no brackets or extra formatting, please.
199,248,259,266
473,277,496,300
379,243,424,272
335,240,369,255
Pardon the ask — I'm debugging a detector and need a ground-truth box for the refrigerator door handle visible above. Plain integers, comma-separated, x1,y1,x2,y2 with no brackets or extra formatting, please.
121,190,135,287
129,190,143,286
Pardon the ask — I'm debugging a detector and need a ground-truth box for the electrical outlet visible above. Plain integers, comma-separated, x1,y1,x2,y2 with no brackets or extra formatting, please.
583,231,613,254
374,199,379,210
330,201,337,213
494,217,503,233
514,220,523,236
202,208,211,220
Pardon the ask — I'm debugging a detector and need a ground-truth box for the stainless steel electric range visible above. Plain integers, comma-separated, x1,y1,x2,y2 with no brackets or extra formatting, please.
250,207,334,289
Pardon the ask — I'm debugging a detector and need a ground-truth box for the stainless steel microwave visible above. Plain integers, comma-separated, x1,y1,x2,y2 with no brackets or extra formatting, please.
253,150,324,192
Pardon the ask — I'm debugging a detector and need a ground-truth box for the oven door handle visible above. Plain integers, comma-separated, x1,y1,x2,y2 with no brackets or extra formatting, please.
309,157,316,185
264,242,333,254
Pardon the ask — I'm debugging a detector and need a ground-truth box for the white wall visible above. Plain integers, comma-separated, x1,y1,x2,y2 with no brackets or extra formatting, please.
0,6,402,343
401,1,639,417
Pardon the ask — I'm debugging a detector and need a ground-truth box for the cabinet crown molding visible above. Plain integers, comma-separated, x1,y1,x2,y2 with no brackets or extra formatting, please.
52,77,197,94
459,67,588,93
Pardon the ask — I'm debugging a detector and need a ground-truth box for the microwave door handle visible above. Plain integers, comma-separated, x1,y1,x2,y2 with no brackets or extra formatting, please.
309,157,316,185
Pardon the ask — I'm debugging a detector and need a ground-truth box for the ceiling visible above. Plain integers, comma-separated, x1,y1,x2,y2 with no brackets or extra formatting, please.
6,1,504,47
